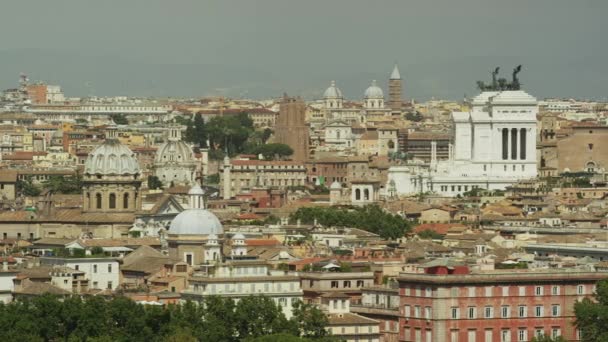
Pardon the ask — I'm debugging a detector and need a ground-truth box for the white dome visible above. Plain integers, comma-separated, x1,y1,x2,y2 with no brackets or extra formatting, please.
169,209,223,235
84,140,140,175
154,140,194,164
330,181,342,190
323,80,343,99
188,184,205,196
364,80,384,99
232,233,245,240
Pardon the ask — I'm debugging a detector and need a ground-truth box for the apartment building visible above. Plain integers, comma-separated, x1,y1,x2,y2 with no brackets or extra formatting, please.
398,265,604,342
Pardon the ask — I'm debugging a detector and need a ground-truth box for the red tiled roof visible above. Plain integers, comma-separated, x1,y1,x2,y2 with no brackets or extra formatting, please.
245,238,281,247
236,213,263,220
414,223,467,235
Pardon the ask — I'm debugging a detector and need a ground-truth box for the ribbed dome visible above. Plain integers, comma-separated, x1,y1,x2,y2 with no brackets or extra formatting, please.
84,140,140,175
169,209,223,235
323,80,343,99
364,80,384,99
154,140,194,164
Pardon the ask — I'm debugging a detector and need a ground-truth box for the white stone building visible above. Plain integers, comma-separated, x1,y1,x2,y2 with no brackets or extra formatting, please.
40,257,120,290
388,90,538,197
181,260,303,319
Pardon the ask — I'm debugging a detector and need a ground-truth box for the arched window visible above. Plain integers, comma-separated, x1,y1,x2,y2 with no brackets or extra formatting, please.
388,140,395,149
123,193,129,209
96,193,102,209
109,193,116,209
502,128,508,160
355,188,361,200
520,128,527,160
364,189,370,201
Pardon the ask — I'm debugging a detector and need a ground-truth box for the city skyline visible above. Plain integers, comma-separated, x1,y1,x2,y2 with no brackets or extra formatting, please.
0,0,607,100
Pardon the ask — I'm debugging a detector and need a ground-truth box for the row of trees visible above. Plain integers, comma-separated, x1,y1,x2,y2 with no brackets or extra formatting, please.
290,205,411,239
0,295,331,342
17,175,83,197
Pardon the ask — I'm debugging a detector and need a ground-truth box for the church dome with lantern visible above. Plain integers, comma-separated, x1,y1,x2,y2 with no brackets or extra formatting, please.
154,125,197,187
84,138,140,176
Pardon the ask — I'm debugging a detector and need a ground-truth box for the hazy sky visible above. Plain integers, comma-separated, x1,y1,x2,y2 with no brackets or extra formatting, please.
1,0,606,100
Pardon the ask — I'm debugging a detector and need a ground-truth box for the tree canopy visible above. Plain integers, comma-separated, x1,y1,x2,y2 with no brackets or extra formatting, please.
110,113,129,125
42,175,83,194
16,176,41,197
575,278,608,341
247,143,293,160
0,294,328,342
290,205,411,239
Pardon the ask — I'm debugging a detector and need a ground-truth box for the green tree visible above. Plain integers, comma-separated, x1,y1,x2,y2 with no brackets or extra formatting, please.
417,229,444,240
42,175,83,194
110,113,129,125
184,113,207,148
290,300,329,339
249,143,294,160
261,128,273,143
291,205,411,240
147,175,163,190
16,176,41,197
575,278,608,341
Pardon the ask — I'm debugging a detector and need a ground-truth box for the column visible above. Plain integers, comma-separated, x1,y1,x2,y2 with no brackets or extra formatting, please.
515,128,520,161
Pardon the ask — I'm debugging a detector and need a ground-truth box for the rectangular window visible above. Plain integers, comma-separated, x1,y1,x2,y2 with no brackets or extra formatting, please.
468,306,476,319
416,287,422,296
484,306,493,318
414,306,421,318
107,281,112,289
405,287,411,296
331,281,338,288
468,330,476,342
451,307,459,319
518,305,526,318
468,287,475,297
450,330,459,342
425,306,431,319
552,305,560,317
518,286,525,296
485,330,493,342
535,329,544,338
535,305,543,317
108,264,112,273
535,286,543,296
93,264,97,273
501,306,509,318
518,329,527,342
552,328,561,338
552,286,560,295
502,286,509,296
425,287,432,297
577,285,585,295
485,286,492,297
501,329,510,342
405,305,411,318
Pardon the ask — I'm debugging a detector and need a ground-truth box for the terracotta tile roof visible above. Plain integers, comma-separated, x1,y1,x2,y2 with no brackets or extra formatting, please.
414,223,467,235
245,238,281,247
14,279,71,296
236,213,264,220
0,170,17,182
